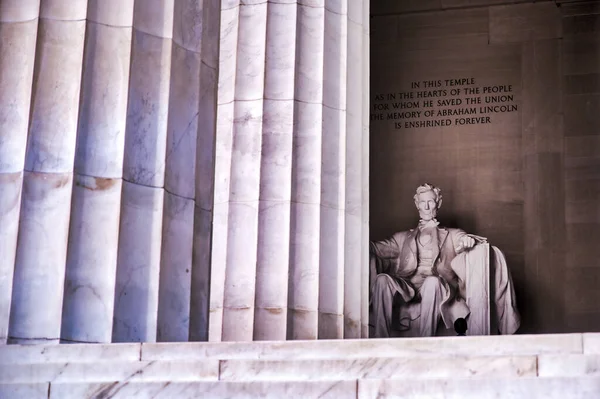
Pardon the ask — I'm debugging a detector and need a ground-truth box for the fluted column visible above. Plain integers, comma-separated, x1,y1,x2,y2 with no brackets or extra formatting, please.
253,0,297,341
287,0,325,340
113,0,174,343
0,0,40,344
220,0,268,342
60,0,134,344
157,0,203,342
9,0,87,344
318,0,349,340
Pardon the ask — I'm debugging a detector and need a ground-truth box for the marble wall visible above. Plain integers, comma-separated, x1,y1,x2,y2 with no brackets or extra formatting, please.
370,0,600,333
0,0,370,344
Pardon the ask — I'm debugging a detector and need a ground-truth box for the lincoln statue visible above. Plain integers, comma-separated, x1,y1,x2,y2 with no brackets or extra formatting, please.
369,184,521,338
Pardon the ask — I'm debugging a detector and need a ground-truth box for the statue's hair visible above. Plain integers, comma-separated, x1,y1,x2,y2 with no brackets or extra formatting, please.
413,183,442,209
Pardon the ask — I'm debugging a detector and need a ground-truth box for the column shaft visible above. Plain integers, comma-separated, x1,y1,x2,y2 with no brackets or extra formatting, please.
9,0,87,344
253,1,297,341
61,0,134,343
0,0,40,344
318,1,348,339
221,1,268,342
343,0,364,339
288,2,325,340
113,0,174,343
157,0,203,343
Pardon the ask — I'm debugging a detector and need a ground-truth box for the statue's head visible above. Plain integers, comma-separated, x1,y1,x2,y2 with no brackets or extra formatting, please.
413,183,442,221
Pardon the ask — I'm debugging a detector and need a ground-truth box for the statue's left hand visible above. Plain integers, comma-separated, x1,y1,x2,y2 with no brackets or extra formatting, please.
460,236,476,250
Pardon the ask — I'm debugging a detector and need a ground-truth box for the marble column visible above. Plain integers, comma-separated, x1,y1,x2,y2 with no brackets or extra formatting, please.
253,0,296,341
221,0,268,342
157,0,203,343
60,0,134,344
288,1,325,340
112,0,174,343
9,0,87,344
0,0,40,344
318,0,348,340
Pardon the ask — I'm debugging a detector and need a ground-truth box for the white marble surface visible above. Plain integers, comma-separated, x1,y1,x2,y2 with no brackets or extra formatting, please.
188,206,213,342
220,355,537,381
164,43,200,199
123,30,172,187
195,62,218,209
0,172,21,343
47,380,355,399
40,0,87,20
0,0,40,22
24,19,85,174
0,20,37,173
295,5,325,104
87,0,135,26
0,343,140,365
157,192,194,342
358,377,600,399
75,22,132,179
585,333,600,354
263,3,296,100
539,354,600,377
217,7,239,105
173,0,203,53
235,3,267,101
142,334,584,361
0,384,47,399
61,175,122,343
323,8,347,111
9,172,73,343
133,0,174,39
0,361,219,383
113,182,164,343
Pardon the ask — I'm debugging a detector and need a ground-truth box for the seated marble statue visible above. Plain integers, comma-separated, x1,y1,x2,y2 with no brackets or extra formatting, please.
369,183,520,338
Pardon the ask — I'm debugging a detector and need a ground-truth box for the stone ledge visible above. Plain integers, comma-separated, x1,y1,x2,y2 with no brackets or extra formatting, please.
0,361,219,384
539,354,600,377
0,342,140,365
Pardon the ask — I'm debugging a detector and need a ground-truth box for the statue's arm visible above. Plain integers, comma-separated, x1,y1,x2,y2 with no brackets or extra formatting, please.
451,228,487,253
370,235,401,259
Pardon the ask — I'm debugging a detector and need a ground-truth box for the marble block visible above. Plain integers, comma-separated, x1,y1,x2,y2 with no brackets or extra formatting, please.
295,5,325,104
9,172,73,343
0,20,37,173
48,380,356,399
87,0,135,27
219,355,537,381
61,175,122,343
539,354,600,377
584,333,600,354
234,3,267,101
323,7,347,111
0,172,22,343
0,343,140,365
133,0,174,39
75,22,133,178
141,334,583,361
0,384,48,399
264,2,297,100
113,182,164,343
0,0,40,22
25,19,86,174
217,7,239,105
157,192,194,342
358,377,600,399
172,0,203,53
40,0,87,20
123,30,172,187
0,360,219,384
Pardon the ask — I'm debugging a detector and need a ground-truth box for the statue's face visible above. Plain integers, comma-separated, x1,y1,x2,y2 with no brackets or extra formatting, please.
416,190,438,221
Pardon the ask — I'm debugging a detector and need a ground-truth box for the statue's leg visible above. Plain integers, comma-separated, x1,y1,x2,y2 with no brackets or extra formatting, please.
371,274,398,338
418,276,445,337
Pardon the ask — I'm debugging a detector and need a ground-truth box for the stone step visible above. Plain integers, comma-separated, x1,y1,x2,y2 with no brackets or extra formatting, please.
2,377,600,399
2,333,594,366
3,354,600,384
